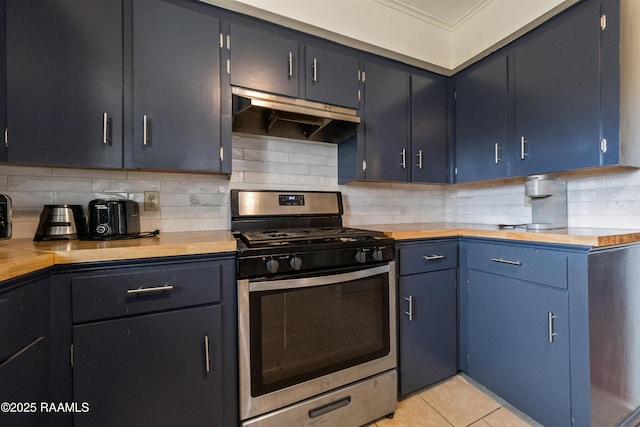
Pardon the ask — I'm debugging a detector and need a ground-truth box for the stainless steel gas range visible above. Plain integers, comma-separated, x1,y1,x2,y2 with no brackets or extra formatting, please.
232,189,397,427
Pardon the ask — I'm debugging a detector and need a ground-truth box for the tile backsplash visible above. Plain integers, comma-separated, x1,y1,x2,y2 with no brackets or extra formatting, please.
2,134,640,239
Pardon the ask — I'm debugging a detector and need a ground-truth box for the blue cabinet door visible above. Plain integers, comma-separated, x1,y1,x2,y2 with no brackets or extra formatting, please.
362,61,410,182
130,0,222,172
411,74,448,183
514,0,601,176
398,269,457,396
454,54,509,182
304,44,360,109
467,269,570,427
73,305,222,427
229,23,299,98
6,0,123,168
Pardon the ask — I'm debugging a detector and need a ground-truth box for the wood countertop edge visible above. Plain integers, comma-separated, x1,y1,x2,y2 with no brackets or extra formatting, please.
369,224,640,247
0,232,238,283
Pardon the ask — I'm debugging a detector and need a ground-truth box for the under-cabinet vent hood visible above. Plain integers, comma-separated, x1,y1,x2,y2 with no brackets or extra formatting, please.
231,87,360,143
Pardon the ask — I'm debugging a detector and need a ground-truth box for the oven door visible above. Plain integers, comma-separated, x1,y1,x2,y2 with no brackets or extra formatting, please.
238,262,397,421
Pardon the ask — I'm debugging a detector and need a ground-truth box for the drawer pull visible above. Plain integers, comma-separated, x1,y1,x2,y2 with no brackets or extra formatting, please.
404,295,414,321
490,257,522,266
423,254,445,261
204,335,211,373
548,312,557,343
126,284,174,295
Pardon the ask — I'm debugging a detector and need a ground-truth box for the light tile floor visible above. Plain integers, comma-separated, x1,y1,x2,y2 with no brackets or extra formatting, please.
368,375,542,427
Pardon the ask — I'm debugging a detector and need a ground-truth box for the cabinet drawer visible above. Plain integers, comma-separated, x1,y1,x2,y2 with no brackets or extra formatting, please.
466,242,568,289
399,242,458,276
72,262,222,323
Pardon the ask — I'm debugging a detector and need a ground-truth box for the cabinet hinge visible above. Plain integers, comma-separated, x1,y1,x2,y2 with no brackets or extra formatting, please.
362,160,367,171
70,344,74,367
227,59,230,74
219,146,224,162
601,14,607,30
4,128,7,147
219,33,223,48
600,138,608,153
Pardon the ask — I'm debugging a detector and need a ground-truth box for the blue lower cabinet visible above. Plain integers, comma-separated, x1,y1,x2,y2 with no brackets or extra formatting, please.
398,269,457,396
0,273,51,427
397,240,458,396
467,269,570,426
60,255,237,427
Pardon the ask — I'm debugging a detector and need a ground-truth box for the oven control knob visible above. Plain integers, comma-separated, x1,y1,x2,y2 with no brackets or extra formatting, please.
265,257,279,274
289,256,303,271
354,249,368,264
372,247,385,262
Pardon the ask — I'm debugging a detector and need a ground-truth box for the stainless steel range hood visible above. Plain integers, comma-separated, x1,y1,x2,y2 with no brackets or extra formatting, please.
231,87,360,143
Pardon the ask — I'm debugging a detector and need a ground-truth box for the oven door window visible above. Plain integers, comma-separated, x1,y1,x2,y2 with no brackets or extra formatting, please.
249,272,390,397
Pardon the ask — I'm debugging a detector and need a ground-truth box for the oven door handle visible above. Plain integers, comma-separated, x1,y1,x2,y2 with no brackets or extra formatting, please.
248,264,390,292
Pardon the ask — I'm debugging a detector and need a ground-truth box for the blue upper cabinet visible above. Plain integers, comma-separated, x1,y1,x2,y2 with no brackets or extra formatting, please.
514,0,602,176
229,23,360,109
453,0,638,183
229,23,300,98
304,44,360,109
411,73,448,183
454,54,509,183
5,0,227,173
6,0,124,168
361,61,410,182
129,0,223,172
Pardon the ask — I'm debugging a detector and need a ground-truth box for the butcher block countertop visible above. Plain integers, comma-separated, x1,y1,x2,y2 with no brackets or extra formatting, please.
364,222,640,247
2,225,640,283
0,231,236,282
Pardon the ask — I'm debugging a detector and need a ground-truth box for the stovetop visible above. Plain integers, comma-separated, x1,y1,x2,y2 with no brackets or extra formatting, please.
238,226,385,247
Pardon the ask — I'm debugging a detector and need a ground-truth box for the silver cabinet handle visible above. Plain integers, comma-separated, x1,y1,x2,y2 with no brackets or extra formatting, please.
288,52,293,78
494,143,501,164
490,257,522,266
143,115,149,146
520,136,527,160
404,295,413,321
417,150,423,169
126,284,174,295
204,335,211,373
313,57,318,83
423,254,445,260
401,148,406,169
548,312,557,343
102,113,109,145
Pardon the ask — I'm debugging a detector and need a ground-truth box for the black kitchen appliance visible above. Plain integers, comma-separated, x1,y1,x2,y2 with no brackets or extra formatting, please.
0,194,12,239
87,199,141,239
34,204,88,241
232,189,397,427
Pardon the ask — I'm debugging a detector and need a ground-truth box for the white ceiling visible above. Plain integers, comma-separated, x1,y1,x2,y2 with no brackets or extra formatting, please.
374,0,492,31
206,0,579,74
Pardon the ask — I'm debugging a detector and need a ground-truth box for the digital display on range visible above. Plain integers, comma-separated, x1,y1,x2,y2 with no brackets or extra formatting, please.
279,194,305,206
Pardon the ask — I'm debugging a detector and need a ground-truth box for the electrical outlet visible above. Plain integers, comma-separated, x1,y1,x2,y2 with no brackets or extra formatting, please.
144,191,160,212
524,196,532,207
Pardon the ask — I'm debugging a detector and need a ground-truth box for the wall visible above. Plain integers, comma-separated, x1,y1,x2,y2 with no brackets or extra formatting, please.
2,134,640,239
0,134,445,239
446,168,640,229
